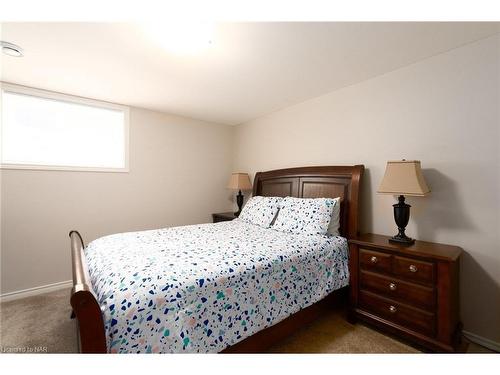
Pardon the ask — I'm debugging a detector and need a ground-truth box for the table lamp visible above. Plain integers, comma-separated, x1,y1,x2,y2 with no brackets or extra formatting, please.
227,172,252,216
378,160,430,244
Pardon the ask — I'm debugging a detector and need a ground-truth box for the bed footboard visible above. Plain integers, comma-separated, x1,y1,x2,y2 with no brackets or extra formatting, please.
69,230,107,353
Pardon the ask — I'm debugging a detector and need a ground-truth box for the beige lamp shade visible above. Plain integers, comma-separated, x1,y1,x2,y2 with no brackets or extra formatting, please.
378,160,430,196
227,172,252,190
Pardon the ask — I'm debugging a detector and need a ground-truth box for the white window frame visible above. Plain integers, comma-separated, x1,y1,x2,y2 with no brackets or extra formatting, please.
0,83,130,173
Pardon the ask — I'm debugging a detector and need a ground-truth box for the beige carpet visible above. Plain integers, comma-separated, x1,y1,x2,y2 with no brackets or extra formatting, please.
0,289,491,354
1,289,78,353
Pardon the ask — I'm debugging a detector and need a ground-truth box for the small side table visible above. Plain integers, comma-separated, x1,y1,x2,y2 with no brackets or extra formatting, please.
348,233,464,352
212,212,237,223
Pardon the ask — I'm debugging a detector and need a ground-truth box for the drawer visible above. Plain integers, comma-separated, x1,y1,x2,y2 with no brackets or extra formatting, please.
359,290,435,337
360,270,435,311
393,256,435,284
359,248,392,274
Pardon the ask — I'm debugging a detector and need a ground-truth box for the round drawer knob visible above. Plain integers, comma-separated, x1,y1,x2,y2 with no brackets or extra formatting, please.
370,256,378,264
389,282,397,291
389,305,397,313
409,264,418,273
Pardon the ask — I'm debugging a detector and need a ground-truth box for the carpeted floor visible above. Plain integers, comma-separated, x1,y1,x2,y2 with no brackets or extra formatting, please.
0,288,491,354
1,289,78,353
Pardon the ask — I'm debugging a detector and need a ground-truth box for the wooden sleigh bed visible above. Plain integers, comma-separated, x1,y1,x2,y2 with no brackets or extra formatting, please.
69,165,364,353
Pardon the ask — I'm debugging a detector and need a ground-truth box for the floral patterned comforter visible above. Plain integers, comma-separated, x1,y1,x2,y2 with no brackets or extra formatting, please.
85,219,349,353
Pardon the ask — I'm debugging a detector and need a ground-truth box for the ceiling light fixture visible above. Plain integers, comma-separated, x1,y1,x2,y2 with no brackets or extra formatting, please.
141,21,214,55
1,41,24,57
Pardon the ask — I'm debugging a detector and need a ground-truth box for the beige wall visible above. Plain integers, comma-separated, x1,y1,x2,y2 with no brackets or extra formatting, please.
0,107,234,294
234,35,500,343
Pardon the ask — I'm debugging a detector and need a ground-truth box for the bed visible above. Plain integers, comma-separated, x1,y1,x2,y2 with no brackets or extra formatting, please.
69,165,364,353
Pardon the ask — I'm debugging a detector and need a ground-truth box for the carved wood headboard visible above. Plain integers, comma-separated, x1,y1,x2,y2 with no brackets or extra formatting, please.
253,165,364,238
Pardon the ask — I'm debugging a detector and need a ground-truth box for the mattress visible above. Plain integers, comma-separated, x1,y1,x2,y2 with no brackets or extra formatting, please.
85,219,349,353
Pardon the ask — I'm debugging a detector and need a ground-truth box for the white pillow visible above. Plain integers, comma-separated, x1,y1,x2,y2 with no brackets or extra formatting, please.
327,197,341,236
238,196,283,228
272,197,336,236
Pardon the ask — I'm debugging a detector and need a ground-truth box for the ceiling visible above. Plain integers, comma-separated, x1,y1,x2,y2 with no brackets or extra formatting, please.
1,22,499,125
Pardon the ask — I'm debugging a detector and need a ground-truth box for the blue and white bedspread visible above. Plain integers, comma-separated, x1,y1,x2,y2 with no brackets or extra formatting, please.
85,219,349,353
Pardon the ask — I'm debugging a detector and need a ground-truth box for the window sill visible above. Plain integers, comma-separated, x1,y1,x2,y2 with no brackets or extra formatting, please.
0,164,129,173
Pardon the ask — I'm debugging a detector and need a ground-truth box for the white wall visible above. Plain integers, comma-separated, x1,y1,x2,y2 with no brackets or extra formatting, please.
233,35,500,344
0,107,234,294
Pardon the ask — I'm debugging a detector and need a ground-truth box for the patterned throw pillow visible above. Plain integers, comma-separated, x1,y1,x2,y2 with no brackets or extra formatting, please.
238,196,283,228
272,197,336,236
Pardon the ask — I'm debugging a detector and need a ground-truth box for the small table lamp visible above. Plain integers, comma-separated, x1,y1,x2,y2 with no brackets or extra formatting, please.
378,160,430,245
227,172,252,216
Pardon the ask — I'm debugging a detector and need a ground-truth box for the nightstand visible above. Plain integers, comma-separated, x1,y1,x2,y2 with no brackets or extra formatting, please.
212,212,237,223
348,233,464,352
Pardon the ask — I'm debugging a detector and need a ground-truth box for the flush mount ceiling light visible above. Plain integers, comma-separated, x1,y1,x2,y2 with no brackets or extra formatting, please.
141,21,214,55
1,41,24,57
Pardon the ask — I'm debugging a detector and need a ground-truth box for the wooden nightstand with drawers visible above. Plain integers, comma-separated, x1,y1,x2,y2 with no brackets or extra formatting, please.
348,233,464,352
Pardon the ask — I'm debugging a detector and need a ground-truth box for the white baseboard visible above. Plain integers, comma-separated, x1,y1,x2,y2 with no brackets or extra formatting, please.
0,280,73,303
463,330,500,352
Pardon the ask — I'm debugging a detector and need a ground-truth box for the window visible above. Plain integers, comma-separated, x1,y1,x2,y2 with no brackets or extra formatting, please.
1,84,129,172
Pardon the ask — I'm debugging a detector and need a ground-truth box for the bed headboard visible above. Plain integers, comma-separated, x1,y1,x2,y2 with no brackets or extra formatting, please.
253,165,364,238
